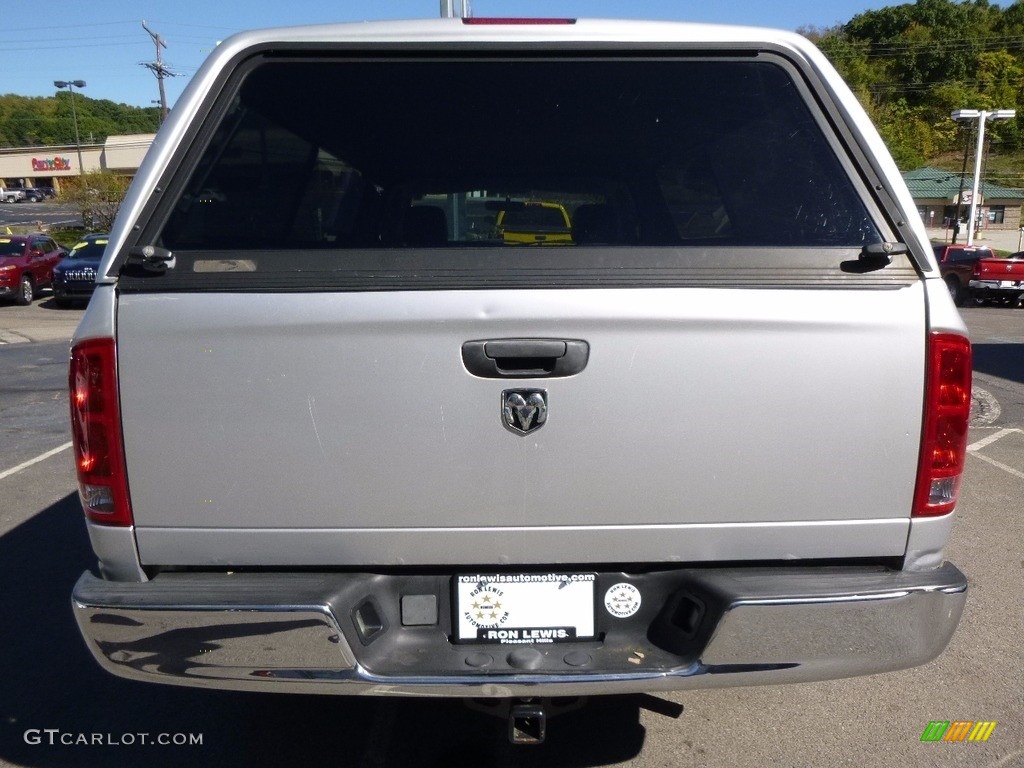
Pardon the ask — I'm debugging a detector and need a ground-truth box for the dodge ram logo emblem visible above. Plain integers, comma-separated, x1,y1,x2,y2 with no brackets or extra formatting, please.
502,390,548,434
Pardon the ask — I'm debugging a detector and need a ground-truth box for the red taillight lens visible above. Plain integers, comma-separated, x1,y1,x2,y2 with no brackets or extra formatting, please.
69,338,133,526
913,333,972,516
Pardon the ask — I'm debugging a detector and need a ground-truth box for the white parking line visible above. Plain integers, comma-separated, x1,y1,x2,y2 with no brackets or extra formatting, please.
0,330,32,345
967,428,1022,452
0,442,72,481
966,428,1024,481
970,451,1024,481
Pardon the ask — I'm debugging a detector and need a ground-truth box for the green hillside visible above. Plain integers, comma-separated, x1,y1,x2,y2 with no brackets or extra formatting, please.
809,0,1024,185
0,92,160,148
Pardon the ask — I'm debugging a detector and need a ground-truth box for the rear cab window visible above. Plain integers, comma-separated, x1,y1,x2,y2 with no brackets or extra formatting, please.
120,52,910,292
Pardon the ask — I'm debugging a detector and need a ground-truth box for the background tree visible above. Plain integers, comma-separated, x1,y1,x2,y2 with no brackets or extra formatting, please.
814,0,1024,175
62,172,130,232
0,93,159,148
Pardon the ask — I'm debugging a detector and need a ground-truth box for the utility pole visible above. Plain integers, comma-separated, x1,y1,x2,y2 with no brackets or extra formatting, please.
141,21,175,124
951,123,973,244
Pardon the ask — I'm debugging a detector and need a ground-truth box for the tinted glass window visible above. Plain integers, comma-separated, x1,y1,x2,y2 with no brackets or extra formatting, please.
0,238,27,257
68,239,109,259
501,207,569,231
157,57,881,255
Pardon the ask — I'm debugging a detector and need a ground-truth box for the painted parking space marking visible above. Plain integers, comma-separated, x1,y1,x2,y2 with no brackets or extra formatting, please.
0,330,31,345
969,452,1024,481
967,428,1022,452
967,428,1024,481
0,441,72,481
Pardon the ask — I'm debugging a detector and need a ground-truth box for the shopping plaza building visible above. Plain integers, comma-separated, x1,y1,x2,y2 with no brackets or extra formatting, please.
0,134,155,192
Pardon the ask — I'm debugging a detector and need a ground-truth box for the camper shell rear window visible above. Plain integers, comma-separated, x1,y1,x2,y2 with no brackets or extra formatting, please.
127,53,892,290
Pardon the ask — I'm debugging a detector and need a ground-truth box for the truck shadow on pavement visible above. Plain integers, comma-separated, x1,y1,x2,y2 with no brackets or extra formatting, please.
0,495,647,767
35,297,77,312
973,342,1024,386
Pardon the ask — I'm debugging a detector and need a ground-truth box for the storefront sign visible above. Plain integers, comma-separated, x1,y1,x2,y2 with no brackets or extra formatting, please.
32,157,72,171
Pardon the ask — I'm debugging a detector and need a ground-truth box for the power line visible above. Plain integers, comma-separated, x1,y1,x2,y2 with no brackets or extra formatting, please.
821,33,1024,60
0,19,142,33
144,19,239,33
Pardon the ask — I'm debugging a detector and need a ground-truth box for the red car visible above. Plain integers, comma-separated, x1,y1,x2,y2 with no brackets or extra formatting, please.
0,233,66,305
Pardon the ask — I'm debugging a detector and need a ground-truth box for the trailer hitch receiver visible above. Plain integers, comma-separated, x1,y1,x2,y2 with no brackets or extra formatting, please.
509,701,546,745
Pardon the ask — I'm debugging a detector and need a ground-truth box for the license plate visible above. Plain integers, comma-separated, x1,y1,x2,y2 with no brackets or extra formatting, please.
454,573,596,643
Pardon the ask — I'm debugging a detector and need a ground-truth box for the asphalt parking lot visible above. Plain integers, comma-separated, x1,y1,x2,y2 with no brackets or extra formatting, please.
0,200,81,230
0,299,81,345
0,298,1021,768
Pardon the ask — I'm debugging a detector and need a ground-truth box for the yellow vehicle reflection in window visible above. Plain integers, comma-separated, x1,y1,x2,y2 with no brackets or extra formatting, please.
495,201,573,245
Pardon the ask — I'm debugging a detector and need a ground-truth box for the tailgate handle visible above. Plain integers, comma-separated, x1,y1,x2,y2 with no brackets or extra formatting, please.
462,339,589,378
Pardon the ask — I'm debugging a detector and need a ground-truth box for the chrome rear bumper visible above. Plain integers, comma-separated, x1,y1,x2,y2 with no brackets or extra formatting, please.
72,563,966,698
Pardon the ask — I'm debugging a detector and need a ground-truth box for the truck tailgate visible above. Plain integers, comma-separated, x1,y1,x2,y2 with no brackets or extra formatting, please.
118,284,925,566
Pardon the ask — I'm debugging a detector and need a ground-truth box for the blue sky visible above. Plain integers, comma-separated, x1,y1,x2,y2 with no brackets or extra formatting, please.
4,1,910,109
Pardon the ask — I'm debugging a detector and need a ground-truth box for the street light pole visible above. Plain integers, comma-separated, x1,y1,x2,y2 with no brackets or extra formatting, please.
951,108,1016,246
439,0,471,16
950,123,973,244
54,80,87,177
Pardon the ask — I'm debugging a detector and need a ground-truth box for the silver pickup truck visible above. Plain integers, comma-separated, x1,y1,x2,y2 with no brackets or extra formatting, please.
1,185,25,204
70,17,971,740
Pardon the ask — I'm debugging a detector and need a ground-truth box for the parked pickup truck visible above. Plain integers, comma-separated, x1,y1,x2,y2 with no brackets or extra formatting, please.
0,185,24,204
932,243,993,306
970,253,1024,306
69,18,971,742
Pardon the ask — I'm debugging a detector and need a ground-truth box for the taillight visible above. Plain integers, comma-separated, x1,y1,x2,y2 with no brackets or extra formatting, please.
913,333,972,516
69,337,133,526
